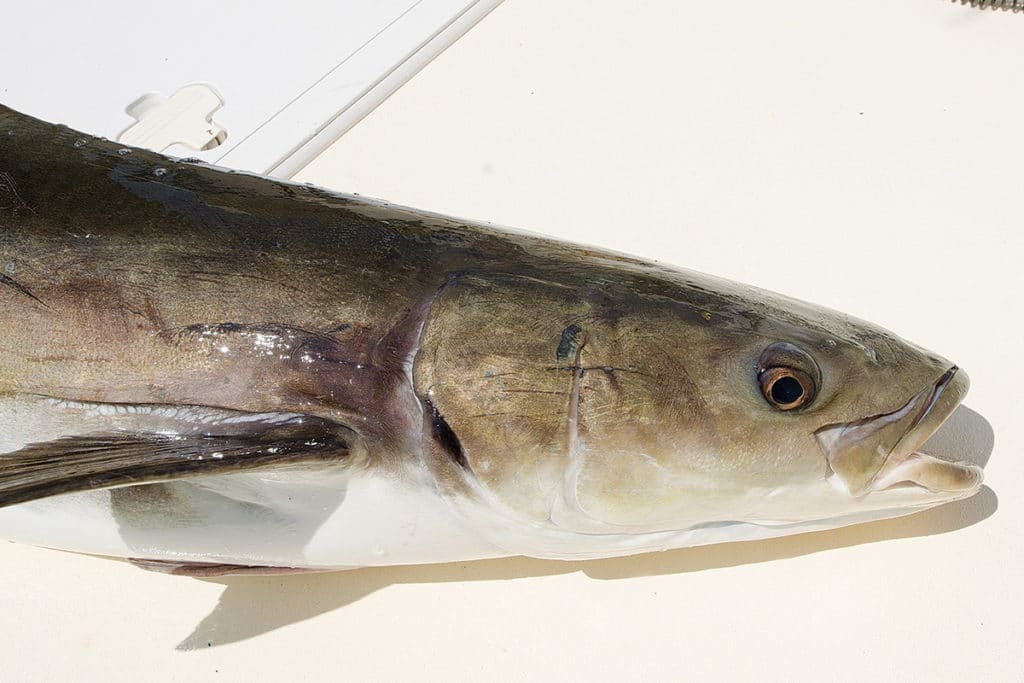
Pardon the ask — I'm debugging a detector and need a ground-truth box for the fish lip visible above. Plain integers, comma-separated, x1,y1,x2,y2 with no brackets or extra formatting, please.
816,366,981,496
869,365,983,495
885,366,964,462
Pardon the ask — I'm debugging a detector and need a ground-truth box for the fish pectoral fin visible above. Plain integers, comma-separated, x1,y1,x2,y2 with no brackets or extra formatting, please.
0,416,356,508
128,558,330,577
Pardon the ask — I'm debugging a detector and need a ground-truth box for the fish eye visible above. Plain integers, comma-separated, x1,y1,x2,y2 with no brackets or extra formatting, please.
757,342,821,411
759,366,814,410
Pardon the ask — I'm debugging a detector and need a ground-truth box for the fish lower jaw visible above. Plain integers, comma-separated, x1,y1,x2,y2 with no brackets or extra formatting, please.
819,365,977,498
868,452,983,496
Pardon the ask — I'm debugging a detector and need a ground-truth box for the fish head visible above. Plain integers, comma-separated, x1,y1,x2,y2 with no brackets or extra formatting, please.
416,269,983,555
562,279,983,536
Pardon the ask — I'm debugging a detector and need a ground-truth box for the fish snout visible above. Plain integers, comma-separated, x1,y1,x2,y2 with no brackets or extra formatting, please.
815,367,982,497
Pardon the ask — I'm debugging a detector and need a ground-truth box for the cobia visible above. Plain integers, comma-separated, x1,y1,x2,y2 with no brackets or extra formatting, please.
0,105,983,574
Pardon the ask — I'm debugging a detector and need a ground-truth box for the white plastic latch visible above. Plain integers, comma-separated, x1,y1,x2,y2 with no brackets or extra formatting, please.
119,84,227,153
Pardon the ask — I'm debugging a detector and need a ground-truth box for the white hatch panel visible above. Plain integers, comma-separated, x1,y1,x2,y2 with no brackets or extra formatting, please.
0,1,502,177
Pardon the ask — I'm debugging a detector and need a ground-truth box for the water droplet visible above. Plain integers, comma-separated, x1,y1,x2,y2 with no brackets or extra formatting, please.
73,138,87,148
153,167,167,177
117,148,132,156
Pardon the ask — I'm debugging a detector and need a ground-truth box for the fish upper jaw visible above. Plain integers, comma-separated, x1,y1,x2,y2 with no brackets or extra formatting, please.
816,366,983,498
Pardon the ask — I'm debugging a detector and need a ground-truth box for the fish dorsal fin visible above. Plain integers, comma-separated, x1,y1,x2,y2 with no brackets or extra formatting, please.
0,415,355,508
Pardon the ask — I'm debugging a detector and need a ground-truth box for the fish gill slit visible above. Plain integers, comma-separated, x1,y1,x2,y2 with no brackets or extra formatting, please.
425,397,468,469
396,274,460,387
566,339,585,457
554,338,587,520
407,275,469,469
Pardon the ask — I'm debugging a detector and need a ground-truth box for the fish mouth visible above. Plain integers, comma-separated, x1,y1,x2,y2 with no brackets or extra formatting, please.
815,366,983,498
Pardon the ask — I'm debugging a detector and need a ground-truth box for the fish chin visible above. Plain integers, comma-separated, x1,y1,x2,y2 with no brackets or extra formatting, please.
816,366,983,503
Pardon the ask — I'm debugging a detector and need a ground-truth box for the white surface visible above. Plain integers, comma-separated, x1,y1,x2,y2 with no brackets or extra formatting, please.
0,1,1020,680
0,0,502,175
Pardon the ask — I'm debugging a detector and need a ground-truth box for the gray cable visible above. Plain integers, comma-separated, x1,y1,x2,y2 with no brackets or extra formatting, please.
954,0,1024,12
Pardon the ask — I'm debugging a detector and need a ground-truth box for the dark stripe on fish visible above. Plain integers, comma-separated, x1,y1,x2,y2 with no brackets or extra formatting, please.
426,398,468,469
0,272,46,307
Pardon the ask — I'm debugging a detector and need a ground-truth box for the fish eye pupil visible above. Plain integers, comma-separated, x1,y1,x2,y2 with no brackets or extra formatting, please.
758,344,819,410
770,375,804,405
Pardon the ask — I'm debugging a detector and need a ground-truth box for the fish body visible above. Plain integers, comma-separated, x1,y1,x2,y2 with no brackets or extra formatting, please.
0,106,983,572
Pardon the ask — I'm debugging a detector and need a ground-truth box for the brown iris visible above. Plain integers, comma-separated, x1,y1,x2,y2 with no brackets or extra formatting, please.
759,366,815,410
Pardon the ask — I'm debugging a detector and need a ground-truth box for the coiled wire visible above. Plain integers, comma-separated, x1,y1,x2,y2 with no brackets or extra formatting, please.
954,0,1024,11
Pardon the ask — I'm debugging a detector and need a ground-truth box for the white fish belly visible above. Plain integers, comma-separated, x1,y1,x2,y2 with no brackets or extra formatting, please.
0,472,506,568
0,395,505,568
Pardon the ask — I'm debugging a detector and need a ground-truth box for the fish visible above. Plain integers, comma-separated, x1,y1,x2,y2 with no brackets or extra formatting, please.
0,104,983,574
